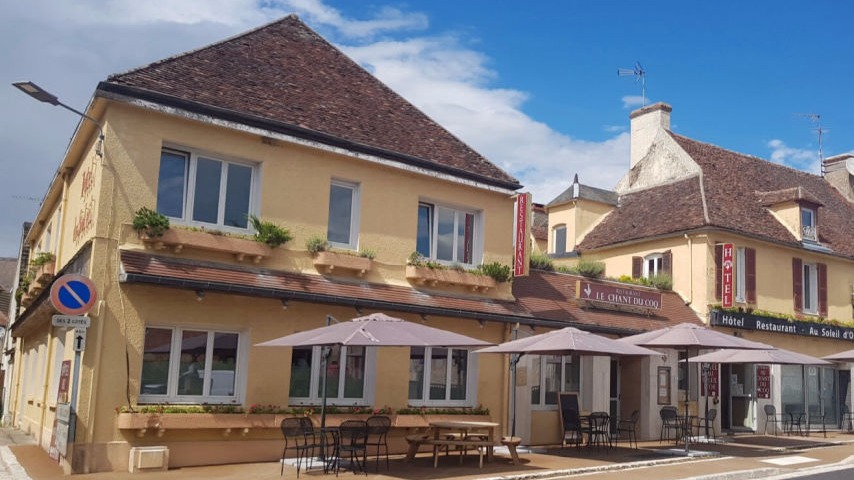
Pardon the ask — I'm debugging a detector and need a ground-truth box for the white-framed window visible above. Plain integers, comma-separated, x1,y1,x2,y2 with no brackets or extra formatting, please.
530,354,580,407
289,346,376,405
139,326,245,404
643,253,664,278
327,180,360,250
553,225,567,255
156,147,258,232
802,262,819,314
735,247,746,302
801,207,817,241
408,347,477,406
416,202,481,266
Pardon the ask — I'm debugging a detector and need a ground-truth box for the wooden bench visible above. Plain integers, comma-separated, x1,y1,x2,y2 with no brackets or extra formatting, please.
501,436,522,465
404,434,493,468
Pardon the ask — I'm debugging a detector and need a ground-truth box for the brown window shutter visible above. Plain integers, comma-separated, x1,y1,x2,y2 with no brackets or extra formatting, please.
714,244,723,300
818,263,828,317
662,250,672,275
632,256,642,279
745,248,756,303
792,258,803,312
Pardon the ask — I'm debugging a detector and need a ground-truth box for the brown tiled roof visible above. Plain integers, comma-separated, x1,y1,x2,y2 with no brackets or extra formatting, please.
0,257,17,292
101,15,519,189
579,133,854,259
119,251,694,336
755,186,823,207
531,204,548,240
512,270,702,335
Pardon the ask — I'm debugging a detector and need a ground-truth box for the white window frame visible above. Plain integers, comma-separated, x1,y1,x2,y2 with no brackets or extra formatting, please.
643,253,664,278
138,326,248,405
801,207,817,241
416,201,483,266
288,346,376,406
802,262,819,315
530,354,581,410
327,179,361,250
552,225,567,255
408,347,478,407
157,146,260,233
735,247,746,303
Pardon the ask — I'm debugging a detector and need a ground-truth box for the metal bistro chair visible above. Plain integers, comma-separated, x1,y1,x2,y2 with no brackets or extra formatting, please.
586,411,611,451
561,409,585,449
659,406,681,445
763,404,787,436
694,408,717,442
365,415,391,472
616,410,640,449
336,420,368,476
785,407,805,436
840,404,854,433
280,417,319,477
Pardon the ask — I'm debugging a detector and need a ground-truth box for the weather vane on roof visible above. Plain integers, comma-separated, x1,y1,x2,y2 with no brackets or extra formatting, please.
617,61,646,106
794,113,826,175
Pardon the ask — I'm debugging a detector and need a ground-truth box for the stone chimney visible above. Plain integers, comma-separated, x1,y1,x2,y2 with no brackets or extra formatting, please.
823,153,854,202
630,102,672,169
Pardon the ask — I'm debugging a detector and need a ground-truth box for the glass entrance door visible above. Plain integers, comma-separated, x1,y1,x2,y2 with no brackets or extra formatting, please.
806,366,838,427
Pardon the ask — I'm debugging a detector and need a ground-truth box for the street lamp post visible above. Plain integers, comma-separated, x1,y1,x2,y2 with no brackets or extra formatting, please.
12,81,104,157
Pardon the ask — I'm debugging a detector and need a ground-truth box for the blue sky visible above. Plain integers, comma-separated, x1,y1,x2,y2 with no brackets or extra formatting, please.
1,0,852,257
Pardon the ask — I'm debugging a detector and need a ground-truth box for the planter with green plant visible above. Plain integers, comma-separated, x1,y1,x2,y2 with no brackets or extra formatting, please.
26,251,57,295
405,252,497,292
248,215,292,248
133,207,170,238
308,236,373,276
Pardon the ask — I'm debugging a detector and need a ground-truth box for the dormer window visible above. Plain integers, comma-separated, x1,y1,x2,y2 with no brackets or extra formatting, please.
801,207,816,242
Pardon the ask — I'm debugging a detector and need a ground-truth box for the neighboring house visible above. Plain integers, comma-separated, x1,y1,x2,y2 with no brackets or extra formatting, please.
546,102,854,435
8,16,530,473
530,202,549,253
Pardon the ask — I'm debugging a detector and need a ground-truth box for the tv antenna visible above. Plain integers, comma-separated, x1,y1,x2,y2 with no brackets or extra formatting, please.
795,113,825,175
618,61,646,106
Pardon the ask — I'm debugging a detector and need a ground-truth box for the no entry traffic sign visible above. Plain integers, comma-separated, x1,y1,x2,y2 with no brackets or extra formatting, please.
50,274,98,315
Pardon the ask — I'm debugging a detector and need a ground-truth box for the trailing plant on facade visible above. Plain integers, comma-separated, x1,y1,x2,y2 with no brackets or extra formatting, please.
306,235,331,255
613,273,673,291
29,251,55,268
476,261,512,283
132,207,170,237
407,251,442,269
395,405,490,415
248,215,292,247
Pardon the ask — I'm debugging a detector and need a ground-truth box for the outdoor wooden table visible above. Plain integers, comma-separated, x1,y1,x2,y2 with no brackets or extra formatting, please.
428,420,499,467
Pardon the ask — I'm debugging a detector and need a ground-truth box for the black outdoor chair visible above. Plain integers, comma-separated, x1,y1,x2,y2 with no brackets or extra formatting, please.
763,404,787,436
841,404,854,433
616,410,640,449
785,407,805,436
365,415,391,472
587,411,611,451
561,409,585,449
336,420,368,476
280,417,319,477
659,406,682,445
693,408,717,442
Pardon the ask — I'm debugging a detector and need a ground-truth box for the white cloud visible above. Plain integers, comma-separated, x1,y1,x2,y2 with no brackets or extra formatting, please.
283,0,428,38
622,95,645,109
767,139,820,173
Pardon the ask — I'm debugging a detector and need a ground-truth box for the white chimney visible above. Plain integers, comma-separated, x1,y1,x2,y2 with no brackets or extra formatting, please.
823,153,854,202
630,102,672,168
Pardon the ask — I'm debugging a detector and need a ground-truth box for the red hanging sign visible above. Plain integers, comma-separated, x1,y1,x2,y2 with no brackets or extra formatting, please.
513,193,531,277
756,365,771,399
722,243,734,308
701,362,719,397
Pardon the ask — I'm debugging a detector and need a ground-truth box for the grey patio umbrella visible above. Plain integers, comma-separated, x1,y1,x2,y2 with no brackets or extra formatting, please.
475,326,660,436
256,312,494,429
620,322,771,452
823,348,854,362
688,348,831,366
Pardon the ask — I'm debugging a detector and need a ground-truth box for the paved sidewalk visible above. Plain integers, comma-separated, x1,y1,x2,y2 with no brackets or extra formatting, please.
1,428,853,479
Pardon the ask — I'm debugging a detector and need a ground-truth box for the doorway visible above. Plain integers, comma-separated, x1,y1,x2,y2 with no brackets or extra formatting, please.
723,363,755,431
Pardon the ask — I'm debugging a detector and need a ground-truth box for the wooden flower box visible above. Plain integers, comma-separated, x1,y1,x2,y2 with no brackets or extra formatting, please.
313,251,372,277
140,228,272,264
405,265,496,292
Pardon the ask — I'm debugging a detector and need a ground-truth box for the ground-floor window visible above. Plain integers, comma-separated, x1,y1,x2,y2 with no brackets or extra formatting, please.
781,365,839,426
139,326,244,404
531,354,580,406
408,347,477,406
289,345,375,405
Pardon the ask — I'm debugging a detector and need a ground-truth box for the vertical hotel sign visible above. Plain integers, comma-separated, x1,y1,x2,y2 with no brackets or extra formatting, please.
514,192,531,277
722,243,734,308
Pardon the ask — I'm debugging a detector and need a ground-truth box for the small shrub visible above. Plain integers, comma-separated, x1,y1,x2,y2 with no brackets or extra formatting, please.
248,215,292,247
30,251,55,267
305,235,330,255
407,251,426,266
647,273,673,290
529,252,554,271
358,248,377,260
477,262,512,282
132,207,170,237
573,259,606,278
449,263,466,272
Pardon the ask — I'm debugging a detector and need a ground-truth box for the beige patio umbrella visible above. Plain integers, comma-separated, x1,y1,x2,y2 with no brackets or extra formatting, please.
475,326,661,435
688,348,831,366
823,348,854,362
620,323,771,452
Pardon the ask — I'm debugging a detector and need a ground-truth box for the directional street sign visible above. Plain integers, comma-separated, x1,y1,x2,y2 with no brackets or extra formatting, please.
52,315,91,328
50,274,98,315
73,327,87,352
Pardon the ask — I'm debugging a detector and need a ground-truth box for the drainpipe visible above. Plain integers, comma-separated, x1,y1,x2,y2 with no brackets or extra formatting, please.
684,234,693,306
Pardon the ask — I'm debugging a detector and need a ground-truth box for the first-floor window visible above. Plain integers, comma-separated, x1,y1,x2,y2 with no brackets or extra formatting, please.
289,346,375,405
644,253,663,278
553,225,567,255
803,262,818,314
139,327,243,403
409,347,476,405
416,202,479,265
531,354,580,406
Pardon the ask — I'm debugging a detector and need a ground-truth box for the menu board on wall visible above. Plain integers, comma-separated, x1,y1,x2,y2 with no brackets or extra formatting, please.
756,365,771,399
701,363,720,397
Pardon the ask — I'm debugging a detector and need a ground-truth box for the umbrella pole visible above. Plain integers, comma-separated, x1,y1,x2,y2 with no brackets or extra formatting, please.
684,348,690,453
510,353,523,437
703,363,710,440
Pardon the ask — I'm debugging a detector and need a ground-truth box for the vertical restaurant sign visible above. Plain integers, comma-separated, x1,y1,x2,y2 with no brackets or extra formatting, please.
700,362,720,397
722,243,734,308
513,192,531,277
756,365,771,399
49,360,72,460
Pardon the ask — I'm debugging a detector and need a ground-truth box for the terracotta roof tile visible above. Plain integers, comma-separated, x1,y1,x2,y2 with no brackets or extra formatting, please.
103,15,519,189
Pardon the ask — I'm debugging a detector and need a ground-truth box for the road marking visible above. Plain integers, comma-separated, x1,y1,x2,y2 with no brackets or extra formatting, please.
761,455,818,466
